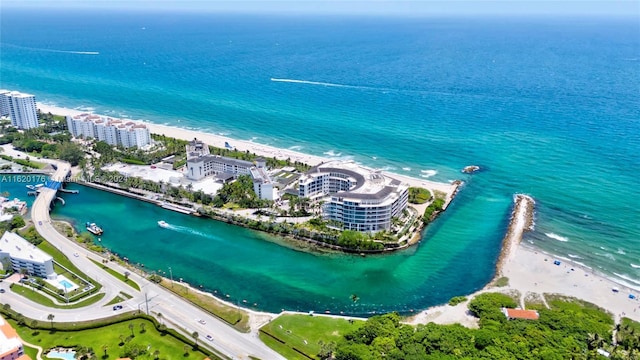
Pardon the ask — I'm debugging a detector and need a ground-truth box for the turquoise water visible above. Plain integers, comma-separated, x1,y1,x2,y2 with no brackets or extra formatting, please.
59,279,74,289
1,9,639,313
47,350,76,360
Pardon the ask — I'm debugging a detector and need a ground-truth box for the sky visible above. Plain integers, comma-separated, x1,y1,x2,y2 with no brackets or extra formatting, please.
2,0,639,16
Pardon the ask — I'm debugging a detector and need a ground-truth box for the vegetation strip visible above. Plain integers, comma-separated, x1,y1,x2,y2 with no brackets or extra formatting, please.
89,258,141,291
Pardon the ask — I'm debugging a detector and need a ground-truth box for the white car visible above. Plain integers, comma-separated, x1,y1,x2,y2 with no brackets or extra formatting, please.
197,319,206,325
206,335,214,341
73,253,79,257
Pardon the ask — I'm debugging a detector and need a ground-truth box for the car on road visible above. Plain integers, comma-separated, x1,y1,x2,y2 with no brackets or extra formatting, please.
197,319,206,325
38,221,42,225
205,334,213,342
73,252,79,257
0,289,5,293
112,305,123,311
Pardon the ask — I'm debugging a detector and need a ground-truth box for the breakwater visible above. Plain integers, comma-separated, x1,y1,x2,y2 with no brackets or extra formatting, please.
494,194,536,278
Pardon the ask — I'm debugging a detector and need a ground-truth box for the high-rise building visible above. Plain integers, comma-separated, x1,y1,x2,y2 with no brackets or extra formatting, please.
299,161,409,233
66,114,151,148
0,90,39,129
0,90,11,118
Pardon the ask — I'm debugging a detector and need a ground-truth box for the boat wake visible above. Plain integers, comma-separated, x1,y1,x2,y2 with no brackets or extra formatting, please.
270,78,390,92
545,232,569,242
2,43,99,55
631,264,640,269
162,223,219,241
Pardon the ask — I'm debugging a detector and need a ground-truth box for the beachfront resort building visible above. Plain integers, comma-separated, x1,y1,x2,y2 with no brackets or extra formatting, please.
0,316,26,360
66,113,151,148
0,90,39,130
0,232,55,279
298,161,409,233
185,139,279,200
250,158,277,200
185,138,253,181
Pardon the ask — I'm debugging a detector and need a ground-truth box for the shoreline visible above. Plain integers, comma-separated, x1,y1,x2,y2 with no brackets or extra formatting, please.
34,102,640,323
38,102,455,195
407,193,640,326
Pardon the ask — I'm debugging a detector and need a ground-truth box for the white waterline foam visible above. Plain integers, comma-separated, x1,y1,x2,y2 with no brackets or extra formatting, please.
419,170,437,178
545,232,569,242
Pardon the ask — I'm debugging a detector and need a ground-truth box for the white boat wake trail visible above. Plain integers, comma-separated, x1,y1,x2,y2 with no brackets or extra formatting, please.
2,43,99,55
270,78,390,92
163,223,219,241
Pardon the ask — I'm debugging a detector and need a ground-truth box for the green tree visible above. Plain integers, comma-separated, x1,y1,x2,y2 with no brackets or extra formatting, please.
191,331,199,347
47,313,55,328
58,142,85,166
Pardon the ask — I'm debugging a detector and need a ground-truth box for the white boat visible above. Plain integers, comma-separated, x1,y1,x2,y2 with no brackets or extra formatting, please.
86,222,103,235
158,220,169,228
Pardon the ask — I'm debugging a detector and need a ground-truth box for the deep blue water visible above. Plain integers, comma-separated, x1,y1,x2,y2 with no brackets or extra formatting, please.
1,9,639,312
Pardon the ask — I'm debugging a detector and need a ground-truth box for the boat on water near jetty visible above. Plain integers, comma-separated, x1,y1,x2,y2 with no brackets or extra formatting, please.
158,220,169,228
86,222,103,235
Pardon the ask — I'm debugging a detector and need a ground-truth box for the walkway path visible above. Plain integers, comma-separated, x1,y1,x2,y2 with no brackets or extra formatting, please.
19,337,43,360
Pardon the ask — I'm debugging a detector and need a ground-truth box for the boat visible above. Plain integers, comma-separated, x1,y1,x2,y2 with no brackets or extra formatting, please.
157,220,169,228
86,222,103,235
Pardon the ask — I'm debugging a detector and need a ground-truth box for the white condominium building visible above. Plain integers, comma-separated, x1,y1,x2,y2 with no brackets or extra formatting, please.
0,232,55,279
250,158,277,200
299,161,409,233
0,90,39,129
185,138,253,180
66,113,151,148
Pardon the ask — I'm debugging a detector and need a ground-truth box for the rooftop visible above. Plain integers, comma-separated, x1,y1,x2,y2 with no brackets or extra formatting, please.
0,232,53,264
502,308,540,320
301,160,407,201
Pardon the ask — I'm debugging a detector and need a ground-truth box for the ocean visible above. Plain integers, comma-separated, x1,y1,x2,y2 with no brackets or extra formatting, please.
1,8,639,314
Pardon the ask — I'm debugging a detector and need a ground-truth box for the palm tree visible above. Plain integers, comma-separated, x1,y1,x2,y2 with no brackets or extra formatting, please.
101,344,108,358
139,322,146,333
128,323,135,337
118,334,125,346
153,349,160,359
157,312,163,325
191,331,199,347
47,314,55,329
183,344,190,356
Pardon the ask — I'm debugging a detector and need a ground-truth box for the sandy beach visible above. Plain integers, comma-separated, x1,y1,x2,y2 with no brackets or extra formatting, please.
407,194,640,327
38,103,457,197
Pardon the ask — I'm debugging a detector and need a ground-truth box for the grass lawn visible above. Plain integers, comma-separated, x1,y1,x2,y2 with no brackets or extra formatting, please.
23,344,39,359
259,314,364,359
37,241,101,290
10,284,106,309
12,318,212,360
89,258,141,291
158,279,250,333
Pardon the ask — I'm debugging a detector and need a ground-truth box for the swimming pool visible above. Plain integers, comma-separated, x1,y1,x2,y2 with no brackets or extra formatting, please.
58,279,74,289
47,350,76,360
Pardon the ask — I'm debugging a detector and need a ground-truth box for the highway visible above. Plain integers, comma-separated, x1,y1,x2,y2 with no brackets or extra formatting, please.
2,161,284,360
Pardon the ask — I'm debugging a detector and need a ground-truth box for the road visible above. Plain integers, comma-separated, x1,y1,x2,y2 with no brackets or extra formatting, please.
2,160,284,360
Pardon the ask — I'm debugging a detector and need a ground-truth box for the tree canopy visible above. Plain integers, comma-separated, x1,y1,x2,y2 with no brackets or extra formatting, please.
328,293,622,360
